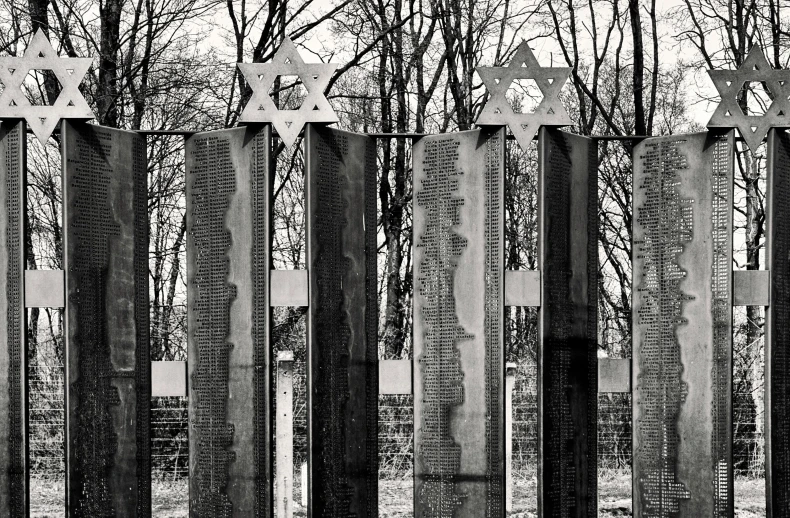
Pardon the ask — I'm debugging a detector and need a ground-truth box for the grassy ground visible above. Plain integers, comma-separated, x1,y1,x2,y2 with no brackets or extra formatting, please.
30,474,766,517
30,477,64,518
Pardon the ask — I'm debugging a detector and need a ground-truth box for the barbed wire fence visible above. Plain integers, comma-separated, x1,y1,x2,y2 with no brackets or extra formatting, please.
27,322,766,505
26,357,765,480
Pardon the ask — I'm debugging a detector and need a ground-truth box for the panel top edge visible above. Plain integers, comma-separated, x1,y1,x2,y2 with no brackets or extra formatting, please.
307,124,376,140
633,129,733,151
186,125,267,139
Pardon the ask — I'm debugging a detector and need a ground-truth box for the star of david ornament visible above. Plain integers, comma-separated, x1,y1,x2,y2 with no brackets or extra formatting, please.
0,29,93,143
708,46,790,152
238,37,338,147
476,41,572,149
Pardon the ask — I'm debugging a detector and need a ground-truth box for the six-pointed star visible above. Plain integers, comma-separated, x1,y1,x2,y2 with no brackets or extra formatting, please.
0,29,93,143
477,41,571,149
708,46,790,152
238,37,338,147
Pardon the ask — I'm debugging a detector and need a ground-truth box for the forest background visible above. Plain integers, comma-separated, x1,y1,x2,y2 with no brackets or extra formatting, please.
1,0,784,515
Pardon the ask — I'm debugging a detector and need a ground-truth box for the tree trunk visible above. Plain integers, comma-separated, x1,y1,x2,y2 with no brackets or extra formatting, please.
629,0,646,135
28,0,62,105
160,214,187,359
379,6,409,359
98,0,123,127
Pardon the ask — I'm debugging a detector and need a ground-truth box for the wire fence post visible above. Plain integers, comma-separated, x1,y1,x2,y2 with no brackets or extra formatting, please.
276,351,294,518
506,362,517,513
301,461,308,508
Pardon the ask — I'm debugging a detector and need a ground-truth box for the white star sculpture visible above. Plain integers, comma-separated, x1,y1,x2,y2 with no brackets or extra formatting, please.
0,29,93,143
477,41,572,149
707,46,790,153
238,37,338,147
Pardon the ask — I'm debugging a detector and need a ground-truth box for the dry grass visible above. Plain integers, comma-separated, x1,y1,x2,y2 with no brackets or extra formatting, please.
30,477,64,518
29,474,766,517
152,479,189,517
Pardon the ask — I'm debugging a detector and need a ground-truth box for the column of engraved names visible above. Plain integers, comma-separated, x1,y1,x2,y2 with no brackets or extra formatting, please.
634,139,692,516
415,136,469,515
132,132,151,516
483,131,503,515
585,137,599,518
540,132,598,517
189,135,236,516
710,136,731,517
542,133,575,515
312,130,354,513
770,130,790,515
68,129,122,514
251,131,270,515
363,134,379,517
4,123,24,515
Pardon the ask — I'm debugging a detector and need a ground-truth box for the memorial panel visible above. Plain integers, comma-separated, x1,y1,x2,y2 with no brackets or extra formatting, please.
63,121,150,515
632,132,733,517
0,120,26,516
186,125,271,517
305,124,379,515
412,128,505,517
767,128,790,518
537,128,598,517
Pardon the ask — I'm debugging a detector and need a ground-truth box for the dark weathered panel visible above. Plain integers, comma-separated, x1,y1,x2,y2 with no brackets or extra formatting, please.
537,128,598,517
412,128,505,517
63,121,150,516
0,120,26,517
186,125,271,517
767,128,790,518
305,124,378,516
632,132,733,517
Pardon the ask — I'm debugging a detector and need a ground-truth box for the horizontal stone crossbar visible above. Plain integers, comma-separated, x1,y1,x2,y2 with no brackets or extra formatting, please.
28,268,764,397
598,358,631,393
24,270,64,307
151,361,188,397
25,268,768,309
732,269,770,306
504,270,541,306
270,270,309,306
145,357,634,397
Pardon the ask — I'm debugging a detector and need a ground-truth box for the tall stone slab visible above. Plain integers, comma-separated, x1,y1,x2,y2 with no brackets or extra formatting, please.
767,128,790,518
537,128,598,518
412,128,505,516
305,124,378,516
632,132,734,517
63,121,150,516
186,125,271,517
0,120,26,517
